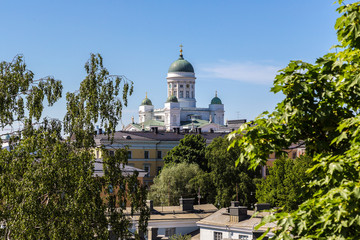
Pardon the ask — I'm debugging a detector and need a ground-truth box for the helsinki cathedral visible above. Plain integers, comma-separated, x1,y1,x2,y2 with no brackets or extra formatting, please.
125,46,225,132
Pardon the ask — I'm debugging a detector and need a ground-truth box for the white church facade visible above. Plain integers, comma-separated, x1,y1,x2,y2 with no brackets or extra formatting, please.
125,47,225,132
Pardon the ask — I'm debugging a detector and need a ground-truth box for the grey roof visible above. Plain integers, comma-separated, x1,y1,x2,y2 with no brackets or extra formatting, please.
197,208,276,232
125,204,217,221
93,161,147,177
95,131,228,144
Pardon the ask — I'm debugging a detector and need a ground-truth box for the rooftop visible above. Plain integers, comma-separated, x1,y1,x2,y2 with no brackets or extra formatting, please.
95,130,228,144
197,208,276,232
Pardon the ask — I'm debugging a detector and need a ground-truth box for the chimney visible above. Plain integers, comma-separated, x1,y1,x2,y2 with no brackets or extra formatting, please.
255,203,271,212
179,197,194,211
146,200,154,212
229,206,247,222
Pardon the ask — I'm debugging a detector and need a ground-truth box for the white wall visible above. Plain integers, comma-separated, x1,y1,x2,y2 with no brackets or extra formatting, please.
200,226,254,240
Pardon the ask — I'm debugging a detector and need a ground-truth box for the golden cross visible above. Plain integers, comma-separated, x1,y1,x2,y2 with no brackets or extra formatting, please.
179,44,183,55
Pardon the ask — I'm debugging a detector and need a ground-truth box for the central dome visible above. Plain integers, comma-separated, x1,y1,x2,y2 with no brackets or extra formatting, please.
168,56,194,73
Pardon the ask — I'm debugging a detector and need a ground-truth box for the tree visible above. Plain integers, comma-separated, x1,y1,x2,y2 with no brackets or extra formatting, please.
169,234,191,240
0,54,149,239
205,136,260,208
163,134,208,171
228,1,360,238
256,156,313,211
148,163,203,206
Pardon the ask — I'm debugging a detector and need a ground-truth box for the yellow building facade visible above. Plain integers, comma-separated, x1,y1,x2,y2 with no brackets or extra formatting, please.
95,130,228,185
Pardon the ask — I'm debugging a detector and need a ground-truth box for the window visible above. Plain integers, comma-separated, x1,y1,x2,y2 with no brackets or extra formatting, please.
128,163,134,167
109,150,114,156
143,164,150,177
144,151,149,159
157,151,162,159
214,232,222,240
191,91,194,98
169,83,172,88
180,84,183,88
96,150,99,159
186,84,190,88
239,235,249,240
179,91,184,98
157,166,162,175
165,228,175,237
186,91,189,98
128,151,132,159
173,91,176,96
292,151,297,159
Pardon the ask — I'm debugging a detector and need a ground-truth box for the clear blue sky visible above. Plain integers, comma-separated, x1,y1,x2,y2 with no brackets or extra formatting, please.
0,0,345,129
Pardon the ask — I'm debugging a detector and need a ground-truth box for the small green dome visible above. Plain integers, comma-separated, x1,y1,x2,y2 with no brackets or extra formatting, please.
168,56,194,73
166,95,178,103
141,97,152,106
211,96,222,105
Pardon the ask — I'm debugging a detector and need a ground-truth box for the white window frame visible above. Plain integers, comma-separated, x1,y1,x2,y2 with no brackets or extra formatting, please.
143,163,150,177
214,232,222,240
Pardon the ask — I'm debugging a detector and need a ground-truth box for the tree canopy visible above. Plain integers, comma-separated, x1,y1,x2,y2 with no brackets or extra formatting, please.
0,54,148,239
229,1,360,238
163,134,208,171
205,136,260,208
148,162,203,206
256,156,313,211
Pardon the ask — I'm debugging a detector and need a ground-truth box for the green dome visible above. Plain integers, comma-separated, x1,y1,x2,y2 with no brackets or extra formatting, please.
141,97,152,106
168,56,194,73
211,96,222,105
166,95,178,103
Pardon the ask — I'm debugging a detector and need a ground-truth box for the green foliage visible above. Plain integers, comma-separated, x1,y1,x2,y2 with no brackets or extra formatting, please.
205,136,260,208
229,1,360,239
169,234,191,240
148,163,203,206
256,156,313,211
164,134,208,171
0,55,62,128
64,53,133,147
0,54,148,239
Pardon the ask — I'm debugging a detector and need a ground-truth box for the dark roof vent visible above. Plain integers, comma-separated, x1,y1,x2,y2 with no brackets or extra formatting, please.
255,203,271,212
179,197,194,211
